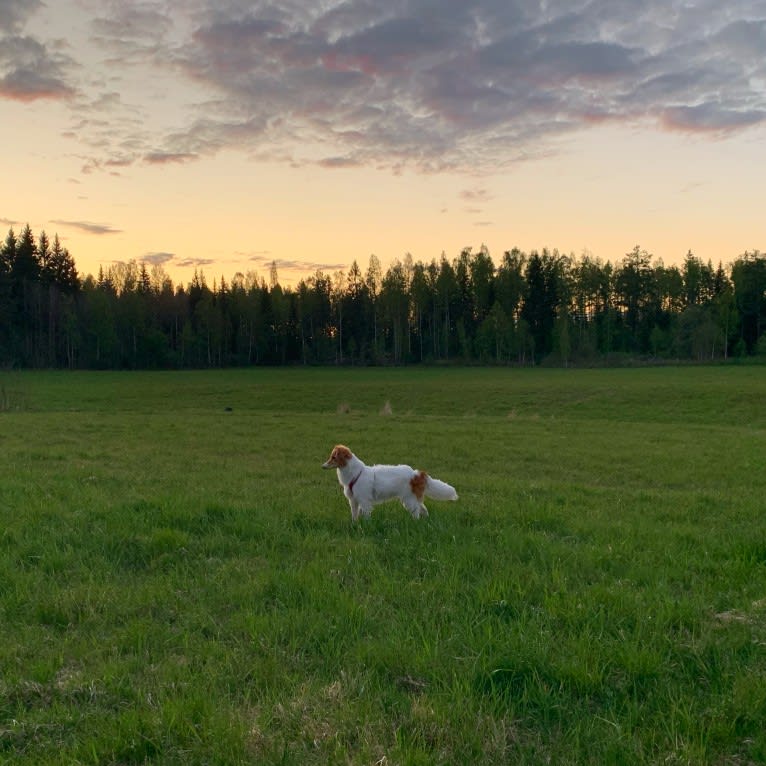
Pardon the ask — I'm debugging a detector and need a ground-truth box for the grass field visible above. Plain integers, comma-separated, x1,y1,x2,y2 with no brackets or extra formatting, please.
1,366,765,764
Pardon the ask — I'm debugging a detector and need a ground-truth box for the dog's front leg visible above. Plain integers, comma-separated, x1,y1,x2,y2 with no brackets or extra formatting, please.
349,498,361,522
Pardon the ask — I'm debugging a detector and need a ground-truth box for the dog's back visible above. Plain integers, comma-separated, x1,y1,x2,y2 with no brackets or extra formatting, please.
371,464,418,502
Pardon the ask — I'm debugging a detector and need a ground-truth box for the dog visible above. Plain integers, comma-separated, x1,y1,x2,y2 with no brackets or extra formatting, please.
322,444,458,521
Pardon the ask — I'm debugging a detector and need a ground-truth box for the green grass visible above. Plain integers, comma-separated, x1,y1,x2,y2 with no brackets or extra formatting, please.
1,367,765,764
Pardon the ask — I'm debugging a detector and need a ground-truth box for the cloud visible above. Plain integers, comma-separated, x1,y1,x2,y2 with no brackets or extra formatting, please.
0,0,43,34
143,151,198,165
317,155,362,169
249,254,346,272
142,251,175,265
43,3,181,174
0,2,77,102
156,1,764,172
679,180,706,194
40,1,766,174
175,257,216,268
89,1,173,65
661,103,766,134
460,188,492,203
0,34,76,102
50,219,122,235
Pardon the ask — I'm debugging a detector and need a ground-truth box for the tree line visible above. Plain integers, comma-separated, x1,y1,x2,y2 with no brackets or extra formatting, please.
1,224,765,368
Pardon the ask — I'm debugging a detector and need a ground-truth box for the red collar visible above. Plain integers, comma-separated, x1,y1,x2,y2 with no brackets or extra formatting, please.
348,469,363,495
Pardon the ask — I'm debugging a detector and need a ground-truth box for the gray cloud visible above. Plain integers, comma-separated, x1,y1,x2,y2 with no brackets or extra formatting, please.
0,216,19,227
143,151,198,165
0,1,78,102
58,1,766,174
0,0,42,34
50,219,122,235
317,155,362,168
249,254,346,272
44,2,180,171
167,1,765,170
0,34,76,101
175,257,216,268
661,103,766,133
89,1,173,65
460,188,492,203
142,251,175,265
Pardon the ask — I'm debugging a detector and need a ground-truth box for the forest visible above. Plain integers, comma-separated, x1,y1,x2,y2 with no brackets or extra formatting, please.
1,224,765,368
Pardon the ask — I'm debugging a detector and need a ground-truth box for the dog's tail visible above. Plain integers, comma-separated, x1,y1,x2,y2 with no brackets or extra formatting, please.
424,476,458,501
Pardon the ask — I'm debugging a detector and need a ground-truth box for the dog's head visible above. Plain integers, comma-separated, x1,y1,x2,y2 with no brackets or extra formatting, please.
322,444,352,469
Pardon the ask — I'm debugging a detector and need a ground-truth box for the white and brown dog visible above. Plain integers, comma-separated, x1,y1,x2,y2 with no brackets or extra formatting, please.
322,444,458,521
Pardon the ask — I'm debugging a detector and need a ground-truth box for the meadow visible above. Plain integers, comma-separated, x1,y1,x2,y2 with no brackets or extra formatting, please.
0,366,765,765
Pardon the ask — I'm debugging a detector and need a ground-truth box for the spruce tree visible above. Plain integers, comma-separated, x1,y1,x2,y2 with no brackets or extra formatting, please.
49,234,80,292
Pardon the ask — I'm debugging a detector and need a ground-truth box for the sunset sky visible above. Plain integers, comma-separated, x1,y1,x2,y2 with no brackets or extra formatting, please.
1,0,764,286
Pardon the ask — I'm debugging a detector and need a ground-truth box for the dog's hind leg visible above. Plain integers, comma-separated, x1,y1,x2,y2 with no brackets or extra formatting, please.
407,471,429,519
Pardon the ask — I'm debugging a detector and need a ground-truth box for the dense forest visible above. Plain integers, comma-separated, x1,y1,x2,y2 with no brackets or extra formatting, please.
1,224,765,368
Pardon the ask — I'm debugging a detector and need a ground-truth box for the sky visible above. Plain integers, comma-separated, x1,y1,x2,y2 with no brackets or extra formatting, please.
1,0,764,287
